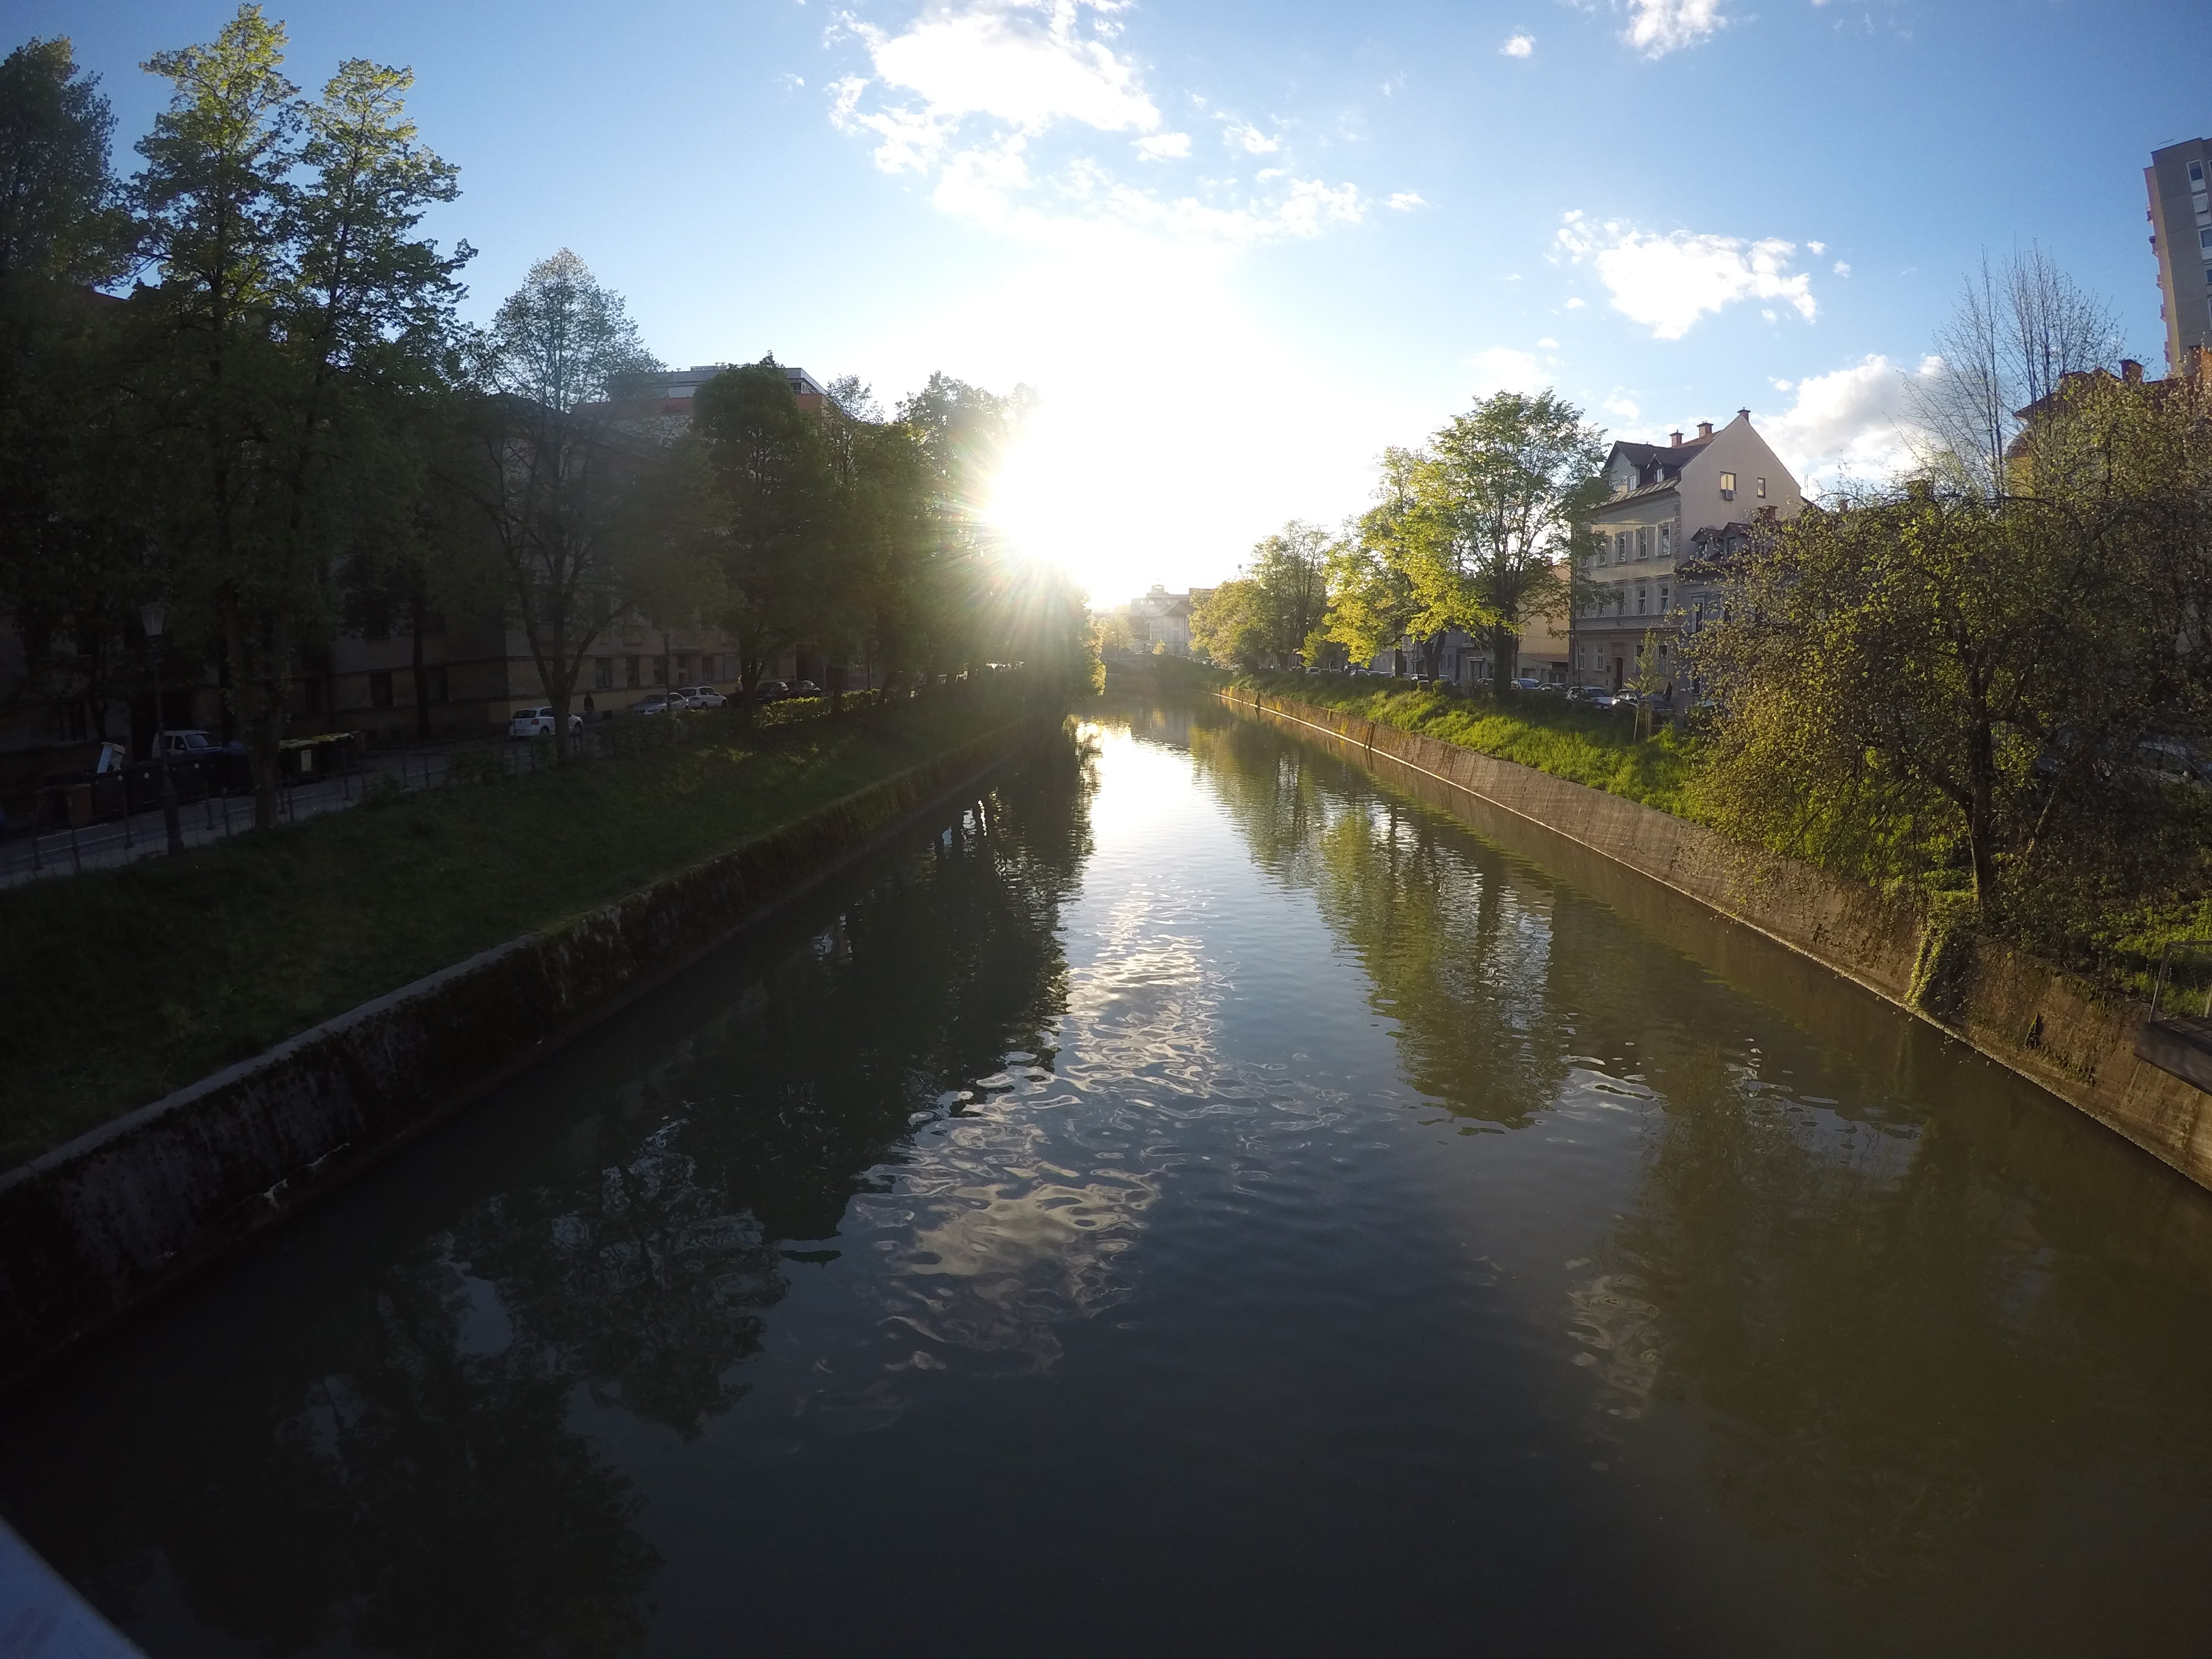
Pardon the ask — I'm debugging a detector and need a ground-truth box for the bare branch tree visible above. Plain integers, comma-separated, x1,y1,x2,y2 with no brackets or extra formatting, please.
1908,246,2127,496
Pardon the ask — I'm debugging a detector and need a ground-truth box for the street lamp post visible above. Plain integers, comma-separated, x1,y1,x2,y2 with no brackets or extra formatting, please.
140,599,186,857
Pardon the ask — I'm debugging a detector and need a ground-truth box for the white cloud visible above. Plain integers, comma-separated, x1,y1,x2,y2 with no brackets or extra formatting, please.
1465,346,1548,395
829,4,1364,257
1604,394,1641,420
780,71,806,90
1807,241,1825,254
1624,0,1724,56
1762,354,1942,491
1501,33,1536,56
1832,259,1851,276
1537,337,1558,348
1554,211,1817,339
1387,191,1426,211
1563,296,1585,309
865,1,1159,135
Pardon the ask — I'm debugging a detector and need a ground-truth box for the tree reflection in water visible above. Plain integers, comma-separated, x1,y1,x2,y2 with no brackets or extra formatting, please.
1187,711,1575,1128
1180,699,2212,1614
0,734,1095,1656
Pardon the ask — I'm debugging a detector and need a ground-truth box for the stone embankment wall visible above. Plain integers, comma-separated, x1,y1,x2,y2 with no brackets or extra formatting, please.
1222,686,2212,1193
0,715,1056,1385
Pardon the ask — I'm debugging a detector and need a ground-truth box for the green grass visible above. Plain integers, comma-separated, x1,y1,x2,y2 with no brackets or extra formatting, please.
1135,659,1707,818
0,693,1035,1167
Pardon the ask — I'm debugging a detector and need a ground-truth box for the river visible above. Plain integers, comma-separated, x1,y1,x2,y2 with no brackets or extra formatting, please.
4,702,2211,1657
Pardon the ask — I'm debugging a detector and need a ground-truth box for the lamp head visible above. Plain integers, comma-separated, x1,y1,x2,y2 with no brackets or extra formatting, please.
140,599,166,639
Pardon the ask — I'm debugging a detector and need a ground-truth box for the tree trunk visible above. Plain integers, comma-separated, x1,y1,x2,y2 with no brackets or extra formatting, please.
241,612,289,832
411,590,431,741
1965,705,2000,919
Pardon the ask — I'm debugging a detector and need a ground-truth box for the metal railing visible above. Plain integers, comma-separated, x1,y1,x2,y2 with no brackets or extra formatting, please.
0,690,924,890
1,719,652,890
2147,940,2212,1024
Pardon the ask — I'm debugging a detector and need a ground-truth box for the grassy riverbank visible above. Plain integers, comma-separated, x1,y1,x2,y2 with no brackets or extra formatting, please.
1114,656,2205,1003
0,692,1037,1166
1121,658,1705,818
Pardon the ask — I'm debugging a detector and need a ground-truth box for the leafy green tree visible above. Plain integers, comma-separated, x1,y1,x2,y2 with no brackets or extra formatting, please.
691,358,841,709
1246,521,1332,666
1190,577,1270,671
1692,475,2212,930
1323,453,1423,674
129,7,467,813
452,249,658,758
1405,390,1606,693
0,36,133,285
0,36,143,752
896,371,1034,677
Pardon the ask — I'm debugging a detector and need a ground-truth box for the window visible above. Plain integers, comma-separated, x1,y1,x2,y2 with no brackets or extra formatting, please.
625,655,640,688
1636,526,1651,560
1615,531,1630,562
1755,476,1767,499
2194,161,2206,185
1658,523,1672,559
1719,471,1736,495
594,657,613,690
679,654,696,684
422,665,448,705
2200,228,2212,251
1659,582,1670,612
369,670,393,708
1636,585,1648,614
651,658,665,685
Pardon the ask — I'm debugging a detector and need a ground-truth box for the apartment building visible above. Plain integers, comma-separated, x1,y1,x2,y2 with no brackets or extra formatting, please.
2146,137,2212,375
310,363,839,740
1571,410,1802,698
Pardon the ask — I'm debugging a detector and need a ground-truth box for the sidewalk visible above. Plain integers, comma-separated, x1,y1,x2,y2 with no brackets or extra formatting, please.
0,743,479,890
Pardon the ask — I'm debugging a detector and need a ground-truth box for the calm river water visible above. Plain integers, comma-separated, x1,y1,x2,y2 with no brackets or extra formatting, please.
6,703,2212,1657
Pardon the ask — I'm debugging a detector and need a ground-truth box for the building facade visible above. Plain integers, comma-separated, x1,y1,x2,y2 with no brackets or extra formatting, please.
2146,137,2212,376
1571,410,1803,700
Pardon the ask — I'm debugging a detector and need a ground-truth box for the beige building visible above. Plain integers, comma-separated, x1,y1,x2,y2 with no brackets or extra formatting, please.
2146,137,2212,376
1572,410,1803,698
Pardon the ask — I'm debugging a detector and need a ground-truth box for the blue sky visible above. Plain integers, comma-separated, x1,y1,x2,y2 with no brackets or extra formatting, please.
17,0,2209,601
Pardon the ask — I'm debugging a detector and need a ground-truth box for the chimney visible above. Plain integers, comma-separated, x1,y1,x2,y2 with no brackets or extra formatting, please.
1695,420,1713,440
1736,406,1751,421
1669,429,1683,447
2121,359,2143,385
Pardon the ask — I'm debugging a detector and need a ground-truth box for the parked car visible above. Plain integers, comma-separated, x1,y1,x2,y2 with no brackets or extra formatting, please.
1565,686,1611,707
509,707,583,739
150,729,218,759
629,693,686,716
791,679,821,696
753,679,789,702
678,685,728,709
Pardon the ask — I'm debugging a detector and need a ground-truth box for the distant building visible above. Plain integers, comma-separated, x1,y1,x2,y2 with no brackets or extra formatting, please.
1572,410,1803,699
1119,585,1205,656
608,363,830,418
2146,137,2212,376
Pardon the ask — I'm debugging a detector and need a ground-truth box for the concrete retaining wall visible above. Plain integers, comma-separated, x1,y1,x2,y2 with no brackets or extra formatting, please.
0,715,1055,1385
1222,686,2212,1193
